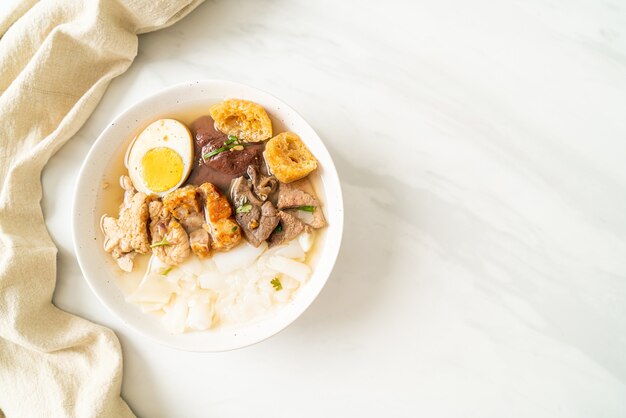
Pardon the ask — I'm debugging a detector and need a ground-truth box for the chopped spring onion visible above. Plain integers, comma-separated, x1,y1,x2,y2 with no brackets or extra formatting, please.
150,238,171,248
203,144,234,160
203,135,246,160
296,205,316,212
274,224,283,233
236,203,252,214
160,266,173,276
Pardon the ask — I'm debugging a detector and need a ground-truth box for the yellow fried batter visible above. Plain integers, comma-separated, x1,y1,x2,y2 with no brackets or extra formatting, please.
209,99,272,142
263,132,317,183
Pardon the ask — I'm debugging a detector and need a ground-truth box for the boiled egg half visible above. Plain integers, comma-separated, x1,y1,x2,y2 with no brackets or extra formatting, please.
126,119,194,196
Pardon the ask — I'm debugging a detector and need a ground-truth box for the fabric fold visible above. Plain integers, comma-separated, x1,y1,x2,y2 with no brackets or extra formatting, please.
0,0,204,416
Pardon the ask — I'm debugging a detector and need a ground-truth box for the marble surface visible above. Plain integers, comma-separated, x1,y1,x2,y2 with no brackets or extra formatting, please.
42,0,626,416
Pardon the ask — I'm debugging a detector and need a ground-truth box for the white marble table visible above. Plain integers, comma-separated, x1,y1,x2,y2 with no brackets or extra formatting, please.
43,0,626,416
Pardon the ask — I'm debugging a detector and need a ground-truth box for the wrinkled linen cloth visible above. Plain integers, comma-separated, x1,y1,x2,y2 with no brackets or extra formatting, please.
0,0,204,416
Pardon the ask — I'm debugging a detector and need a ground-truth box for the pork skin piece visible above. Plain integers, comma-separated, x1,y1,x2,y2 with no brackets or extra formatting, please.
148,200,191,265
197,182,241,251
162,185,210,257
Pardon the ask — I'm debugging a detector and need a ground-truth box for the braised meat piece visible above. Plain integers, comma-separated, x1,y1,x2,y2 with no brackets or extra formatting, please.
247,165,277,201
238,201,280,247
231,175,263,207
231,175,280,247
189,228,211,258
197,182,241,251
162,185,204,231
277,179,326,229
162,185,210,258
269,210,307,247
148,200,191,265
185,115,265,192
101,176,151,272
190,115,227,162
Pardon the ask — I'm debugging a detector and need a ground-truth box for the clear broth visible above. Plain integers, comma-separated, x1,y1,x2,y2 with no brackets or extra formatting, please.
96,103,328,311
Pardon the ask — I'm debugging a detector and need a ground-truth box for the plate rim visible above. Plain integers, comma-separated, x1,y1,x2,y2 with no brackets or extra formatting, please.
71,79,344,352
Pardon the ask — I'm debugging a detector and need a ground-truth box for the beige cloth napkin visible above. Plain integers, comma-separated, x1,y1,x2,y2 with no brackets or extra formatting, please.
0,0,204,416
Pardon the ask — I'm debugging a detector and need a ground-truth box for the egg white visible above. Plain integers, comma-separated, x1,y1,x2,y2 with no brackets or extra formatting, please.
126,119,194,196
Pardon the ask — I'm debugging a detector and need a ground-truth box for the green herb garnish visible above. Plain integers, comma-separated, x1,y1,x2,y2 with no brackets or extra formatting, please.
160,266,173,276
236,203,252,214
296,205,316,212
203,144,234,160
150,237,170,248
202,135,245,160
271,277,282,291
231,225,238,232
274,224,283,233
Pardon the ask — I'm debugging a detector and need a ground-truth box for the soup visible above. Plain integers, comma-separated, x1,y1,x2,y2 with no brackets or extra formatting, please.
97,99,327,333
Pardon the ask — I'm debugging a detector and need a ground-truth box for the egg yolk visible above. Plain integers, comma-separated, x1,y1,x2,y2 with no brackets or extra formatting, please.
141,147,183,192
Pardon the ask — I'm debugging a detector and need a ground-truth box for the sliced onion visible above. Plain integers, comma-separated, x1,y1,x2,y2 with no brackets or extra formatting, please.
275,239,305,260
280,276,300,290
138,302,166,313
273,289,292,303
161,296,188,334
298,231,315,252
186,301,213,331
213,241,267,273
126,273,178,304
267,256,311,282
198,271,229,291
293,209,315,225
178,256,205,277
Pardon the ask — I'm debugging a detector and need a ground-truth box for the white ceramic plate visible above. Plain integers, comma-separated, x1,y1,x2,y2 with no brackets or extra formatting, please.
72,80,343,351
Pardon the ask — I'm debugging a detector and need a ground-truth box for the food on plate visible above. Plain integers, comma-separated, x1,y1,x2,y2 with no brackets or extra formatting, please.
186,115,265,191
162,185,210,257
230,166,280,247
277,178,326,229
126,119,193,196
148,200,190,265
101,176,151,272
100,98,326,333
263,132,317,183
197,182,241,251
268,210,305,247
127,237,312,332
209,98,272,142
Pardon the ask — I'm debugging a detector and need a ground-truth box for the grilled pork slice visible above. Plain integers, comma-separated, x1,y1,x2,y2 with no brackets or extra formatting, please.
189,228,211,258
101,175,151,272
162,185,204,230
148,200,190,265
162,185,211,258
197,182,241,251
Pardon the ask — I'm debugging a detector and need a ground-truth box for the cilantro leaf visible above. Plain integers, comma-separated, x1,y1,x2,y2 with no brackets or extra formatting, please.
271,277,282,291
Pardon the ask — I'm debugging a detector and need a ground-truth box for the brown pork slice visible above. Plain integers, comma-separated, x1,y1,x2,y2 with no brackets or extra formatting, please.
276,179,326,229
268,210,306,247
148,200,191,265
